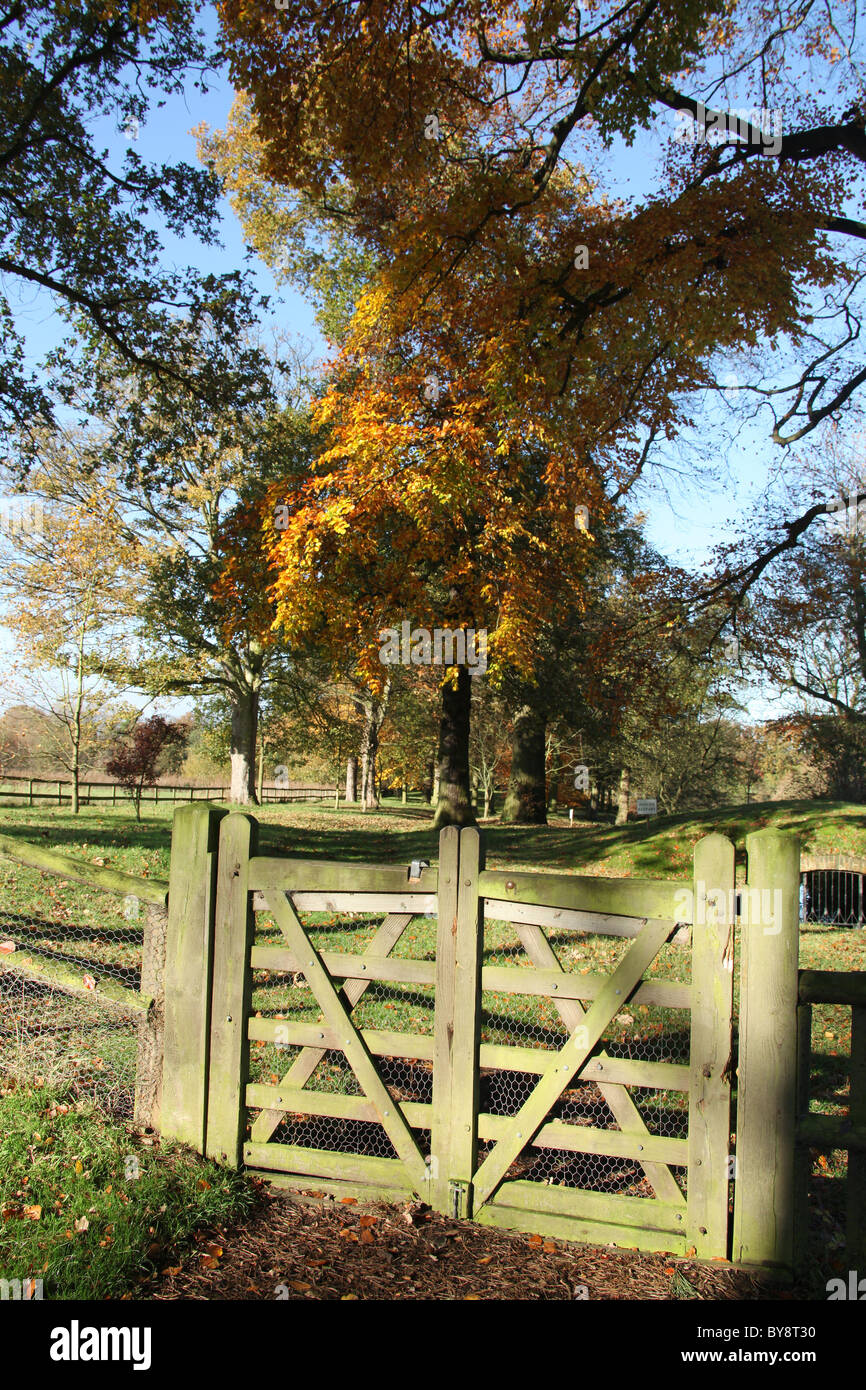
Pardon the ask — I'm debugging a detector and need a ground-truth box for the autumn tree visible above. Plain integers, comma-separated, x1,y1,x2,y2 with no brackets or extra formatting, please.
106,715,189,821
0,485,146,812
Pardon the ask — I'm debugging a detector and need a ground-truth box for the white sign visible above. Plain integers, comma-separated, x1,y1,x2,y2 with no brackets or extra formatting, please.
636,798,658,817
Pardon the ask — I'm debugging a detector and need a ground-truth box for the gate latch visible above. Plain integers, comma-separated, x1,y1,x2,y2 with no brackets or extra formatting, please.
408,859,430,884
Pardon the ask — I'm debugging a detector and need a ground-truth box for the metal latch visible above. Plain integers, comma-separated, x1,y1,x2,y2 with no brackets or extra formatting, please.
449,1179,470,1219
408,859,430,883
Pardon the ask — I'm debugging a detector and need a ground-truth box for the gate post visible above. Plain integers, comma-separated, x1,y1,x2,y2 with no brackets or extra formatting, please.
161,804,227,1150
431,826,483,1218
431,826,460,1212
206,811,259,1168
687,833,736,1258
732,828,800,1273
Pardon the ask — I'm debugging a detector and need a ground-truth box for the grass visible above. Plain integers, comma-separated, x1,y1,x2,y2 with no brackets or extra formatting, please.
0,1077,257,1300
1,794,864,1286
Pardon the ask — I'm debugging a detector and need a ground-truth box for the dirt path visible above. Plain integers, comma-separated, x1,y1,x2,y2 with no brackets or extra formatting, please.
136,1181,804,1302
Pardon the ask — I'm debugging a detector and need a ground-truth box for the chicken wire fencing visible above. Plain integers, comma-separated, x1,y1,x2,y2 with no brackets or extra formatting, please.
245,903,692,1198
0,853,151,1118
478,923,691,1200
248,904,437,1163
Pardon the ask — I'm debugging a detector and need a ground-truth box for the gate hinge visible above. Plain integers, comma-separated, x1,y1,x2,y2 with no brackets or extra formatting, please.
408,859,430,884
449,1179,471,1220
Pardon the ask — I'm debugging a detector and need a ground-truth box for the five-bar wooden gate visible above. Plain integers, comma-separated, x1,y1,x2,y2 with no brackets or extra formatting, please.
160,806,801,1265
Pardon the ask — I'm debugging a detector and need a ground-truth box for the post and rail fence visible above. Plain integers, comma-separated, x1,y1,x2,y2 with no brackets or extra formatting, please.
1,804,863,1275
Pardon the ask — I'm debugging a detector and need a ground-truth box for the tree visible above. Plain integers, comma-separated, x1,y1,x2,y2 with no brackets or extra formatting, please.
0,0,267,428
105,715,188,821
0,484,145,811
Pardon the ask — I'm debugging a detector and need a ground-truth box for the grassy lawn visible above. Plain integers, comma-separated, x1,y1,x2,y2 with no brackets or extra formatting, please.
1,795,863,1288
0,1078,257,1299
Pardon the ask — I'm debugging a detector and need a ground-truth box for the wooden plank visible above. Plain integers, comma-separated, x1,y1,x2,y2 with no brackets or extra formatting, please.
485,899,660,938
482,963,689,1009
0,945,152,1014
732,829,800,1273
246,1083,432,1131
431,826,460,1212
798,971,866,1007
0,831,169,905
450,827,484,1217
476,1113,688,1163
250,945,435,987
161,805,226,1151
847,1005,866,1270
512,920,685,1205
479,1043,690,1089
487,1179,687,1233
263,1173,417,1205
252,891,437,915
250,913,414,1144
263,889,428,1189
206,812,258,1167
687,834,736,1259
244,1142,410,1189
479,870,686,923
249,857,438,895
793,1002,812,1273
248,1017,435,1060
475,1203,688,1255
796,1115,866,1151
472,918,675,1211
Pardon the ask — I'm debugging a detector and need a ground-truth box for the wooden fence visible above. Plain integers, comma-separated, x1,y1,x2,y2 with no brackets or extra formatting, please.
3,806,863,1273
0,776,339,807
153,805,866,1273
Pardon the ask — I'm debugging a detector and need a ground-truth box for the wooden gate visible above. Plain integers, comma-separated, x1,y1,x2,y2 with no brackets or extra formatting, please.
160,809,772,1260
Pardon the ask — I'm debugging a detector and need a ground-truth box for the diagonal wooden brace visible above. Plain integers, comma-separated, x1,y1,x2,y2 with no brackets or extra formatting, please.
264,890,429,1189
251,905,413,1143
514,921,685,1205
471,918,674,1212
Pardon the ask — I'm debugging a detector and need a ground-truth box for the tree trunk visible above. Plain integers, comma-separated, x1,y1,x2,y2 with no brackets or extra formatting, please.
230,685,260,805
501,706,547,824
345,755,358,802
432,667,476,828
256,735,265,804
423,755,435,803
615,767,630,825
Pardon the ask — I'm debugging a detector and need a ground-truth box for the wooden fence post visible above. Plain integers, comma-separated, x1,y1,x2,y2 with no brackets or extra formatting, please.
793,1000,812,1271
206,811,259,1168
732,828,800,1273
431,826,460,1212
135,901,168,1130
451,827,484,1218
687,833,736,1259
160,804,227,1151
849,1005,866,1270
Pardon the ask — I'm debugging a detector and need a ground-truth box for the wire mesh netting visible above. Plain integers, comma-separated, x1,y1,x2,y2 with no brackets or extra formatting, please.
248,904,436,1163
478,923,691,1199
0,855,148,1117
246,901,693,1202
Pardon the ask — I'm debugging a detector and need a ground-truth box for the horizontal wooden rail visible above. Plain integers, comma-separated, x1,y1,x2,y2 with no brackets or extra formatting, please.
250,945,435,987
478,869,688,923
487,1180,687,1233
0,831,169,906
248,1016,435,1060
0,943,152,1014
250,857,439,895
799,970,866,1007
796,1114,866,1153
